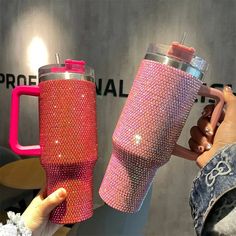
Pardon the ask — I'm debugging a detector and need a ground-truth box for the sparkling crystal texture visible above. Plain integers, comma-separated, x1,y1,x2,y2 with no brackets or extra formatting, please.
99,59,202,213
39,79,97,224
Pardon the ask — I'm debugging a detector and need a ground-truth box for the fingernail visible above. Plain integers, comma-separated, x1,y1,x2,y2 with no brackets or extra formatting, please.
57,189,66,198
205,127,213,135
205,143,212,150
224,86,232,92
198,146,204,153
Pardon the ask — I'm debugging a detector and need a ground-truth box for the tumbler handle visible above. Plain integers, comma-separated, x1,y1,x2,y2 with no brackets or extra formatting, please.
9,86,41,156
172,85,225,161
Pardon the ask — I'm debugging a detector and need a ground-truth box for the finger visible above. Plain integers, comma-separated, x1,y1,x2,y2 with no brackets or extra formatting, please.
201,105,225,126
223,86,236,121
26,189,45,208
223,86,235,103
190,126,212,150
201,104,215,117
38,188,67,217
197,117,213,137
189,138,204,154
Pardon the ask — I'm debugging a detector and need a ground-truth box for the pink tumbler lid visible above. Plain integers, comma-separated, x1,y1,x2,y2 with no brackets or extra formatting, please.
167,41,195,63
51,59,86,73
38,59,95,83
145,42,208,80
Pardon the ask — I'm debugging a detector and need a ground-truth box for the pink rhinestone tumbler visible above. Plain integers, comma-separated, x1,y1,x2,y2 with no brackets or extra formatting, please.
99,42,224,213
9,60,98,224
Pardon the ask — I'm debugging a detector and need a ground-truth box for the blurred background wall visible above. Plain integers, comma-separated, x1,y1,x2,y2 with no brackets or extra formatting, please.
0,0,235,235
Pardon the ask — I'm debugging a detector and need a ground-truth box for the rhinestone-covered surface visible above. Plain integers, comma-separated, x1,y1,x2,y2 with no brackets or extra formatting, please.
99,59,202,213
39,79,97,224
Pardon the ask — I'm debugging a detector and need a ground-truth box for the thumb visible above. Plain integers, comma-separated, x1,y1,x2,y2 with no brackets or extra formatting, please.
223,86,235,102
39,188,67,217
223,86,236,121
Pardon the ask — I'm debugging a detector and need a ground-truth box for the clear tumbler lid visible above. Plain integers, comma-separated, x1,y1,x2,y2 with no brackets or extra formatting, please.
145,42,208,80
38,59,95,83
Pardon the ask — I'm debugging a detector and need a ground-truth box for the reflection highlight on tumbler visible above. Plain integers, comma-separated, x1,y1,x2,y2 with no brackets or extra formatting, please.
134,134,142,144
27,36,48,74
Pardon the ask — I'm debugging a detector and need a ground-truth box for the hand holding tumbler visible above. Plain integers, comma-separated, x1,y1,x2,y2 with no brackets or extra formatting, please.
99,42,224,213
9,59,98,224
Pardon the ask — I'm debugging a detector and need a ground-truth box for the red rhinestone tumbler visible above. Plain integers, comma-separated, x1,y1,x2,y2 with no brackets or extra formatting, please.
40,79,97,223
99,43,224,213
9,60,98,224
